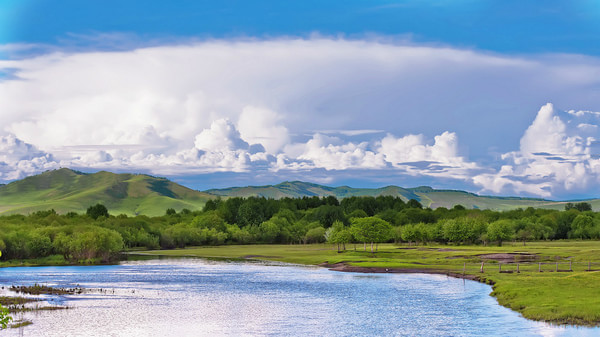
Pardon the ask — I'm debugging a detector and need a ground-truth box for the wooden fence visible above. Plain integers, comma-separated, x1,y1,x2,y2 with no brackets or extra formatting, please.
457,261,600,274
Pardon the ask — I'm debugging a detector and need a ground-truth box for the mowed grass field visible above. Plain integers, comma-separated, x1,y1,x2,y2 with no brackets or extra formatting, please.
140,240,600,326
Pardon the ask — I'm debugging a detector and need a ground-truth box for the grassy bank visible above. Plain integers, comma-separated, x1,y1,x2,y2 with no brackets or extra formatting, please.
0,255,70,268
140,241,600,326
0,255,112,268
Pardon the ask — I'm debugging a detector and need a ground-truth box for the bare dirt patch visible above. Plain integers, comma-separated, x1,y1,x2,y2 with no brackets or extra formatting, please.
241,255,282,259
477,253,539,263
445,255,468,259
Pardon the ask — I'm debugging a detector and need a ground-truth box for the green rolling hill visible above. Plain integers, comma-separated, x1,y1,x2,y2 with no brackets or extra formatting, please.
0,168,212,216
205,181,599,211
2,169,599,216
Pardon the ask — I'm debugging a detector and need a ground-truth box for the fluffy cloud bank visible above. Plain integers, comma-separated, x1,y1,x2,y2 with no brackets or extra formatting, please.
2,38,600,198
0,134,59,180
473,103,600,197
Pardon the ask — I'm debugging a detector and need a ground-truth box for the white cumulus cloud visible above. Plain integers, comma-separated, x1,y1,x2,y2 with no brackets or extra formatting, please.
2,38,600,198
0,134,60,180
237,106,289,154
276,133,386,170
194,119,249,152
474,103,600,197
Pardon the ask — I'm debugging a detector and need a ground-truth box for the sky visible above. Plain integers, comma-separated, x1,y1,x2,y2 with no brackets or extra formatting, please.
1,1,600,199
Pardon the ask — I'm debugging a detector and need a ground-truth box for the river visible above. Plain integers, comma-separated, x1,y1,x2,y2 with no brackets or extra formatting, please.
0,257,597,336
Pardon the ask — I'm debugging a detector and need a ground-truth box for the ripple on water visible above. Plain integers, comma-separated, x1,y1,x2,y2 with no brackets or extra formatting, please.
0,258,598,337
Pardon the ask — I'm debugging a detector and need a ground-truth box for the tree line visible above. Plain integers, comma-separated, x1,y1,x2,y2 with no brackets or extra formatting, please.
0,196,597,262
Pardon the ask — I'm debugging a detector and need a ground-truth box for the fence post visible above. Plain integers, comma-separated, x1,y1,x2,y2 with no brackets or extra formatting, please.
517,263,520,273
570,260,572,272
539,262,541,272
480,262,484,273
499,263,502,272
556,262,558,272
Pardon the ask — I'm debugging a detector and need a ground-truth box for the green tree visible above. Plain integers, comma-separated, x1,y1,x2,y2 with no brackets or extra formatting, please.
68,227,124,261
326,220,352,252
395,208,436,225
86,203,109,220
347,209,368,219
238,199,266,226
556,210,578,239
333,229,353,252
26,232,52,257
406,199,423,209
442,219,466,244
516,228,534,245
258,220,281,243
565,202,592,212
304,227,326,244
400,224,418,245
570,214,595,239
191,211,227,232
226,224,253,244
487,219,514,246
351,217,392,253
202,199,220,212
313,205,346,228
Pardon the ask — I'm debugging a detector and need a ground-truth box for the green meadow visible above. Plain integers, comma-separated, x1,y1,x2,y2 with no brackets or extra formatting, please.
140,240,600,326
0,169,211,216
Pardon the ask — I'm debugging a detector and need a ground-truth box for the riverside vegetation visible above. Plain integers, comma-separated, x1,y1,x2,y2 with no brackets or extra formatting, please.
1,196,600,325
0,283,77,330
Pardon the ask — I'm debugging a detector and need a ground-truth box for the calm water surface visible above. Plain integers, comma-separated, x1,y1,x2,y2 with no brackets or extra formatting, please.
0,257,597,336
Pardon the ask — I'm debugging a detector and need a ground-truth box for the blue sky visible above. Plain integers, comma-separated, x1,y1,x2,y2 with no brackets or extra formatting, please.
3,1,600,55
1,1,600,199
0,0,600,55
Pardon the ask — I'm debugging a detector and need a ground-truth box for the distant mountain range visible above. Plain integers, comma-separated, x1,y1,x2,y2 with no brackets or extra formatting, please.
0,168,596,216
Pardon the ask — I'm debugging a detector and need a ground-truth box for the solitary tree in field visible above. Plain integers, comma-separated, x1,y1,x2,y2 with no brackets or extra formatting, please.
351,217,392,253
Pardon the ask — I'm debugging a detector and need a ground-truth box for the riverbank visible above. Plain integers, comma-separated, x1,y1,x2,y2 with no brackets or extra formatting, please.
0,255,70,268
319,262,493,284
137,241,600,326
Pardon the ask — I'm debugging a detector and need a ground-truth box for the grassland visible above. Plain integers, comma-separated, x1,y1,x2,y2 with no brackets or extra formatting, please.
0,168,212,216
140,240,600,326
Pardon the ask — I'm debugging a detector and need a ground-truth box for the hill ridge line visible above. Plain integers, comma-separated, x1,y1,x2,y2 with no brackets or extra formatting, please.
1,168,597,215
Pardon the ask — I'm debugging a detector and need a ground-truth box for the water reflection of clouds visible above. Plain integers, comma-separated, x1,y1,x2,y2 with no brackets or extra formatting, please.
1,259,598,336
